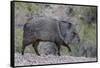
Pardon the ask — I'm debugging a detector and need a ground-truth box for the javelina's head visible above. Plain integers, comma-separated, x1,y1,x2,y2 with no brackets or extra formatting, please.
65,31,80,45
59,21,80,45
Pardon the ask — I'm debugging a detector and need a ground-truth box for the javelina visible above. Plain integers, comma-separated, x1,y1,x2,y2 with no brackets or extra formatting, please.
22,17,80,56
79,42,97,57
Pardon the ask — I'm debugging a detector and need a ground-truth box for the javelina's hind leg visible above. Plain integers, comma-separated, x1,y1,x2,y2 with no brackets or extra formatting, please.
22,40,25,55
22,46,25,55
32,41,40,56
22,41,31,55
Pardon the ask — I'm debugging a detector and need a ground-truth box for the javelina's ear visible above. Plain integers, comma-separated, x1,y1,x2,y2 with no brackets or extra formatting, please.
67,22,72,29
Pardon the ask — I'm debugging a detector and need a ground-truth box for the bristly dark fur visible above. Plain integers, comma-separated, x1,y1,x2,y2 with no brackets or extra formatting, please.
22,17,80,56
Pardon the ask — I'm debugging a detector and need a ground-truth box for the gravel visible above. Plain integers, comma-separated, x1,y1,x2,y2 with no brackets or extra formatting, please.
15,53,96,66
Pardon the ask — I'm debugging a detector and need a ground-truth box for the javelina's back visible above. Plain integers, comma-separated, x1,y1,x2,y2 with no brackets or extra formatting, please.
29,18,60,42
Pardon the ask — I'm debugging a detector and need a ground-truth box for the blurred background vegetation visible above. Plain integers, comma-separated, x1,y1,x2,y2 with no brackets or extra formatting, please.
14,2,97,58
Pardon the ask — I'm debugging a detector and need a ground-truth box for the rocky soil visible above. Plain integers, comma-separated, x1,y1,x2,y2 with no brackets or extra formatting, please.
15,53,96,66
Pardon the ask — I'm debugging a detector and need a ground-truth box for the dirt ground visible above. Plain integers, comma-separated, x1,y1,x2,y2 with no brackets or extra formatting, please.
15,53,97,66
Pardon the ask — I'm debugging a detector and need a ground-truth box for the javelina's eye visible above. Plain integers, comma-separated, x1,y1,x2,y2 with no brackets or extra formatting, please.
72,32,76,38
68,23,72,29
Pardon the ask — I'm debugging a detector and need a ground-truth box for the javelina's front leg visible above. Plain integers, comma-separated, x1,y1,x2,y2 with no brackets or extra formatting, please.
32,41,40,56
63,42,71,52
